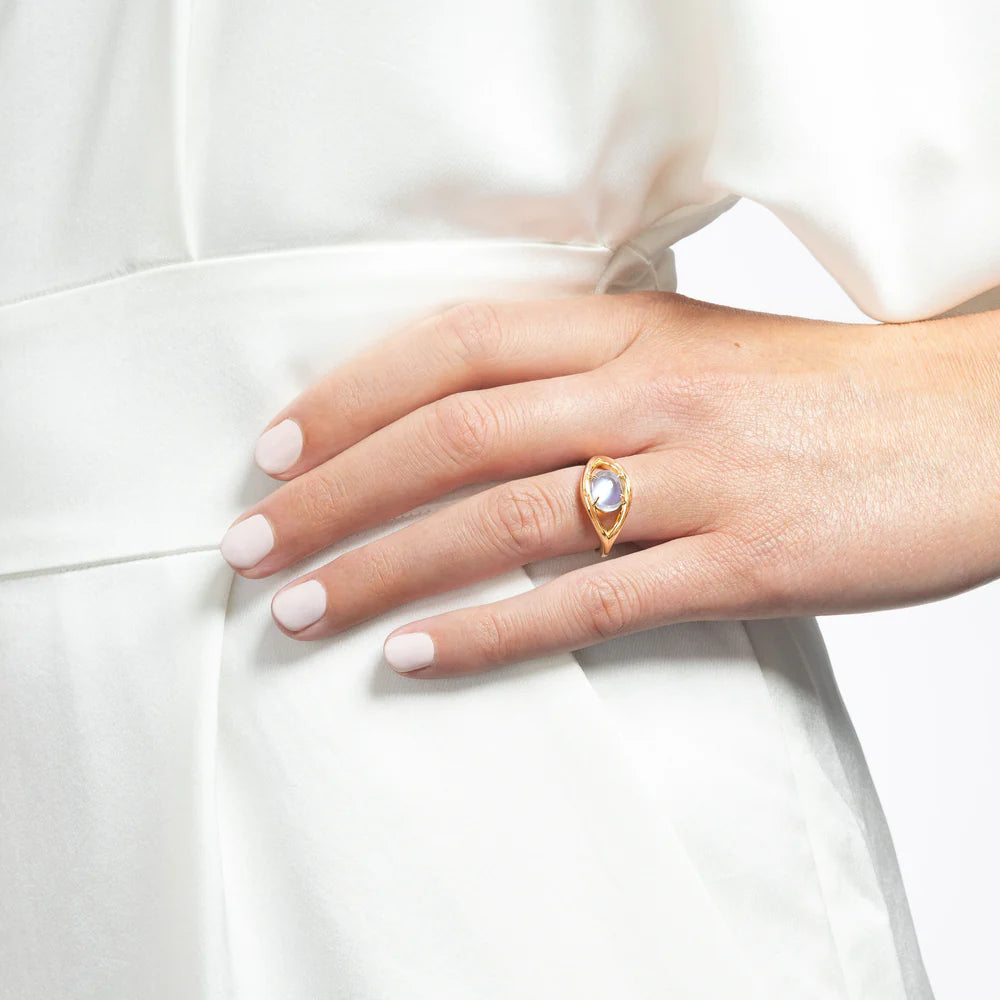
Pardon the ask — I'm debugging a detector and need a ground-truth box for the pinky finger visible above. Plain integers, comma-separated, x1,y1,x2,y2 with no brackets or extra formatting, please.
382,531,759,679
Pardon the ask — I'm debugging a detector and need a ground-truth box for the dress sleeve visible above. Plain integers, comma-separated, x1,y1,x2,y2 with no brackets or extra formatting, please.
702,0,1000,322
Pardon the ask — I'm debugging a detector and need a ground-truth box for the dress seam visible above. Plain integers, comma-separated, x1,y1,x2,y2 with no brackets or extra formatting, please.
210,559,238,1000
175,0,198,259
0,543,225,581
0,500,455,582
0,237,612,312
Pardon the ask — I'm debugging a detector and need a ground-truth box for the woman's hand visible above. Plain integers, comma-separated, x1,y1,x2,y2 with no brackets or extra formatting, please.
218,291,1000,677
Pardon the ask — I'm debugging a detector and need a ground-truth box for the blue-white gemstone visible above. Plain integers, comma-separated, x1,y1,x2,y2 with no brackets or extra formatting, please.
588,469,623,512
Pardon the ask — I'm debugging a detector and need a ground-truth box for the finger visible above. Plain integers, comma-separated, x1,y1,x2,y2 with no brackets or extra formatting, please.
222,367,653,578
379,532,764,678
268,453,716,639
251,292,647,478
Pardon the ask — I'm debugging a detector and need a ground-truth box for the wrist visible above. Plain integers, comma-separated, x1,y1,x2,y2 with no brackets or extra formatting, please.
914,307,1000,585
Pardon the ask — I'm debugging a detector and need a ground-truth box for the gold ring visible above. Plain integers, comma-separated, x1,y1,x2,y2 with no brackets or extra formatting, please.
580,456,632,558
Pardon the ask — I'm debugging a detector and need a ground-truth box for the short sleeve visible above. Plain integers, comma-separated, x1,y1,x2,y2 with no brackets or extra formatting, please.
702,0,1000,322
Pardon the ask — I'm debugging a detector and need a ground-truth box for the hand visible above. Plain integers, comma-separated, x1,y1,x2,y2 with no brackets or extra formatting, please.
218,291,1000,678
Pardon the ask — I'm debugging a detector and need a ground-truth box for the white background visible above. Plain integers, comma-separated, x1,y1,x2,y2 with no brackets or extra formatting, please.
673,198,1000,1000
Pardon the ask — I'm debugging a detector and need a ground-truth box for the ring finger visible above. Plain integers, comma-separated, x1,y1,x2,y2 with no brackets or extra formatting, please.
267,451,716,639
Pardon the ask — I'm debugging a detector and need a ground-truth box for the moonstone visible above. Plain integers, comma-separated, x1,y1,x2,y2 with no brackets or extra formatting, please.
588,469,623,512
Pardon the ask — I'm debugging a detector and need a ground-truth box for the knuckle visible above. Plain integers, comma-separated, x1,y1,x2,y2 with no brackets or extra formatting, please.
292,473,345,529
715,525,793,610
435,300,506,367
359,542,399,597
597,291,676,361
428,391,502,468
472,609,511,665
616,290,685,345
576,573,642,639
644,369,708,409
643,369,736,424
487,482,560,558
619,288,673,322
331,369,368,422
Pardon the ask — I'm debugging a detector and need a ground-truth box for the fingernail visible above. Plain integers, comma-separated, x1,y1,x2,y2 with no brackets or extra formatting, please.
220,513,274,569
272,580,327,632
383,632,435,672
254,419,303,475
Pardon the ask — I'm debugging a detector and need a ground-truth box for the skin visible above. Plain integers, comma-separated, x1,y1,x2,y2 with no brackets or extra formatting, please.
219,290,1000,677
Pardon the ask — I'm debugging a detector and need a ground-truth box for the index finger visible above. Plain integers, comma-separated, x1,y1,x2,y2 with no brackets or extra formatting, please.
251,292,648,478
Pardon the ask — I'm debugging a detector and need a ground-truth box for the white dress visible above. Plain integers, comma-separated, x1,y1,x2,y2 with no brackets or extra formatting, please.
1,3,998,998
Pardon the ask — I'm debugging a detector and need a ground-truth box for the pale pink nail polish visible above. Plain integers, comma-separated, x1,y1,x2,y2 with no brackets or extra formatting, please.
272,580,327,632
383,632,435,672
219,514,274,569
254,419,303,475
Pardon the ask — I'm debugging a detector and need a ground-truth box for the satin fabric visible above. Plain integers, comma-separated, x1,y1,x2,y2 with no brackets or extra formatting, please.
3,1,998,997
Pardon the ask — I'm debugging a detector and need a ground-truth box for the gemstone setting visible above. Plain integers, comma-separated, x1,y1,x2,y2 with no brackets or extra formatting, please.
588,469,623,512
580,456,632,558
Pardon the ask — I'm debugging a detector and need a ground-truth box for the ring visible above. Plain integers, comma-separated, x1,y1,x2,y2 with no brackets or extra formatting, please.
580,456,633,558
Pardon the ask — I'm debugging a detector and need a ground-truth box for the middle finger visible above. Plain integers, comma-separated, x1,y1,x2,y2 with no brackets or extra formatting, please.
219,369,651,577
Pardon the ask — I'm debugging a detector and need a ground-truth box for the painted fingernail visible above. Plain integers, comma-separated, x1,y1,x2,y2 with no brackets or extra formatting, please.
383,632,435,672
219,513,274,569
254,419,303,475
272,580,327,632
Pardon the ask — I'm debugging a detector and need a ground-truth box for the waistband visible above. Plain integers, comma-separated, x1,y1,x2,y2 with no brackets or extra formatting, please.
0,238,667,577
